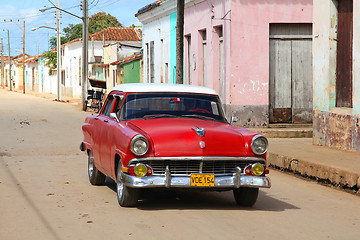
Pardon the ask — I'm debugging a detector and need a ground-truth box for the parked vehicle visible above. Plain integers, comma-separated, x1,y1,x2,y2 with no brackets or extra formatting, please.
80,83,271,207
83,78,106,112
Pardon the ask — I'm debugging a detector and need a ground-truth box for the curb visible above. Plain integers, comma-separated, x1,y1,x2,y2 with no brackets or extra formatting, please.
267,152,360,188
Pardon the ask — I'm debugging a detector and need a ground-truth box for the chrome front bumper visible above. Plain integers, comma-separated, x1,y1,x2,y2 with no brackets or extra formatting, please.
121,172,271,189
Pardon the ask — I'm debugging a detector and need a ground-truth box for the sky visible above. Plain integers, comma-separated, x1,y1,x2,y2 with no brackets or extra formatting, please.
0,0,152,56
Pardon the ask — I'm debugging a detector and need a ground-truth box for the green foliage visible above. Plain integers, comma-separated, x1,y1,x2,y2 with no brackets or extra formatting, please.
43,51,57,75
129,24,141,28
49,36,68,51
89,12,122,34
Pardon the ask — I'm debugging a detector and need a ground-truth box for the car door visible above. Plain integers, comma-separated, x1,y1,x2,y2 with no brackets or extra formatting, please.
98,94,124,175
95,94,115,174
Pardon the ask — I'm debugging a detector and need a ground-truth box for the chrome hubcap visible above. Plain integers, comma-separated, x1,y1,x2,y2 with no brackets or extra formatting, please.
117,175,124,199
116,170,124,199
88,152,94,178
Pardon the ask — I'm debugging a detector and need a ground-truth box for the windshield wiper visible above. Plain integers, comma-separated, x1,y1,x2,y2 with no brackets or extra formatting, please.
143,114,177,120
181,114,215,121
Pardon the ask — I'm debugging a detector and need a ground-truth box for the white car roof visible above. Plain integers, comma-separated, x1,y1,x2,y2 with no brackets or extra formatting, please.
110,83,218,95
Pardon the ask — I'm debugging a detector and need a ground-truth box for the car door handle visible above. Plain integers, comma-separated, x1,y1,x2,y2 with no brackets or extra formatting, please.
104,119,108,123
94,117,98,120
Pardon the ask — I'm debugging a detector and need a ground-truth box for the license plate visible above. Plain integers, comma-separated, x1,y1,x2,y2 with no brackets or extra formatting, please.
190,174,215,187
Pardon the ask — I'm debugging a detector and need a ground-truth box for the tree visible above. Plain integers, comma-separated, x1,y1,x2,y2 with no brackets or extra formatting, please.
44,12,122,68
89,12,122,34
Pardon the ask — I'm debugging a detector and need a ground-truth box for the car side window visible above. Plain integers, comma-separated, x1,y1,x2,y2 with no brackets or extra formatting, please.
113,95,124,118
101,95,114,117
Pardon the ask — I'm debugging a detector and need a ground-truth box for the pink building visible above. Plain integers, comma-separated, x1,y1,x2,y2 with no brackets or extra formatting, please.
183,0,313,126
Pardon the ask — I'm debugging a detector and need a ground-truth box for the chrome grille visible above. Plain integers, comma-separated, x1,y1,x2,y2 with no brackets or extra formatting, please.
129,157,266,176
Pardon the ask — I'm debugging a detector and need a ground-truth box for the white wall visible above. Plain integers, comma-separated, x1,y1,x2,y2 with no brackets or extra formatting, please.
140,9,172,83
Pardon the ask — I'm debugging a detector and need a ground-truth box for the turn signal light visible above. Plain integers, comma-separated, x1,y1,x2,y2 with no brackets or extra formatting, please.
244,163,265,176
134,163,147,177
252,163,264,176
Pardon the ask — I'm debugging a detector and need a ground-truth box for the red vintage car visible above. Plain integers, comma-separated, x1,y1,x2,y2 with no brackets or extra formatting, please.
81,83,271,207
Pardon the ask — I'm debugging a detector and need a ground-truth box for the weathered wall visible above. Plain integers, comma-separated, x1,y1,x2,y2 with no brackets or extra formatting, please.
183,0,312,126
313,0,360,152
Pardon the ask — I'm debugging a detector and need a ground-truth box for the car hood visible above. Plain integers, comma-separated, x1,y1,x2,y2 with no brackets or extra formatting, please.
129,118,247,157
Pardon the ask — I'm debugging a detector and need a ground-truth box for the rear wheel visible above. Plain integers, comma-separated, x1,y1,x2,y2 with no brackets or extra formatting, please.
88,151,106,185
83,100,88,112
233,187,259,207
117,164,139,207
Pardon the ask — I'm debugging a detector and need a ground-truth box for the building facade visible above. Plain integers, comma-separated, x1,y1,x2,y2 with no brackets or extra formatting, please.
61,27,142,97
102,42,142,92
313,0,360,152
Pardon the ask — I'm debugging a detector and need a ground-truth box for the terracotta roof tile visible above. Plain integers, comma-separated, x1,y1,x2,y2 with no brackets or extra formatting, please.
90,27,142,41
110,53,142,66
62,27,142,47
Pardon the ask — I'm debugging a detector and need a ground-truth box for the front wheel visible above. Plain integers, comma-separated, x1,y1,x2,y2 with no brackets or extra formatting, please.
233,187,259,207
88,151,106,185
97,102,102,113
117,164,139,207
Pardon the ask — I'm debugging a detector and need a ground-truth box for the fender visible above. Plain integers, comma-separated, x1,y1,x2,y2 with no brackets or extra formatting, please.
111,148,127,180
81,141,93,153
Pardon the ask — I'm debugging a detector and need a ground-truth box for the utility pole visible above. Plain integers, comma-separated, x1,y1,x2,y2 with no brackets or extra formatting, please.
81,0,88,110
8,30,11,91
23,21,25,94
176,0,184,84
56,0,61,101
1,38,4,88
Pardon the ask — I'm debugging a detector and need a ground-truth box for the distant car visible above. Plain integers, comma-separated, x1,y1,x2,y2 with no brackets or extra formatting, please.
80,83,271,207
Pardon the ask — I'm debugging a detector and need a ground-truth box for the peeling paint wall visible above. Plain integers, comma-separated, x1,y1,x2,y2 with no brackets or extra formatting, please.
313,0,360,152
183,0,312,126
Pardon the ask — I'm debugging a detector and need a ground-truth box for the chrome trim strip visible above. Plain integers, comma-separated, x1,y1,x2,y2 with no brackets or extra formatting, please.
165,166,171,188
120,172,271,189
128,156,266,167
234,167,241,188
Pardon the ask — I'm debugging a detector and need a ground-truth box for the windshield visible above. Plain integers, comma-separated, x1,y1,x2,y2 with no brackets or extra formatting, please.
120,93,227,122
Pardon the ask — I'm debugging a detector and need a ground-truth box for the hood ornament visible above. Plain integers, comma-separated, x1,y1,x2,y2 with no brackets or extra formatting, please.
193,126,205,137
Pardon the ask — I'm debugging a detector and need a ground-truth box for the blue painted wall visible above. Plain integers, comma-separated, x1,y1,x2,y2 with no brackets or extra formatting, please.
170,12,177,84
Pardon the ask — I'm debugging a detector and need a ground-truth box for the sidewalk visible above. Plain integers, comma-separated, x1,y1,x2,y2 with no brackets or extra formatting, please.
267,138,360,191
17,89,82,106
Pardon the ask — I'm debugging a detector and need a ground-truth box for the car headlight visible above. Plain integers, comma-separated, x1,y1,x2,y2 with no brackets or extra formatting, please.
251,135,268,155
130,135,149,156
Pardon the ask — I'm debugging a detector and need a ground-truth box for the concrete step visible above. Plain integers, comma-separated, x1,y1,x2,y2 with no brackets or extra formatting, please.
247,125,313,138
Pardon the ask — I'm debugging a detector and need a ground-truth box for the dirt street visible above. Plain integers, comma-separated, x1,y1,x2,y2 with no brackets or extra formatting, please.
1,89,360,240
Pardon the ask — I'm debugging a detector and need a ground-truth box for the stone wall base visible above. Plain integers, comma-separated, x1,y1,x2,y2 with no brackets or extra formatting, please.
225,104,268,127
313,110,360,152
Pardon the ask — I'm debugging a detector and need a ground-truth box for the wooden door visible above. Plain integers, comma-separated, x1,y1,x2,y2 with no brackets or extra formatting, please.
336,0,353,108
269,39,292,122
292,39,313,123
269,24,313,123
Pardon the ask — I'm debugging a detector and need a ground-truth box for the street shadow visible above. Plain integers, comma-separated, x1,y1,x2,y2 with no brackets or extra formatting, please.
104,177,299,212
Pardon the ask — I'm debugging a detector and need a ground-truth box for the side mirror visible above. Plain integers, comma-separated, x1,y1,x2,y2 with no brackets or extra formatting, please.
110,113,119,122
230,116,238,125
